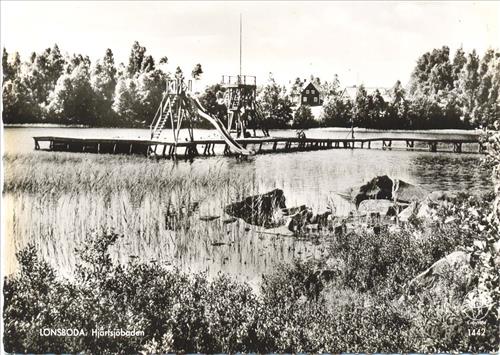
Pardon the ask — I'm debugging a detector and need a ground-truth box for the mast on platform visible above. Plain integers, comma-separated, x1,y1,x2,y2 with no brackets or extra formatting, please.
221,14,269,138
239,13,242,77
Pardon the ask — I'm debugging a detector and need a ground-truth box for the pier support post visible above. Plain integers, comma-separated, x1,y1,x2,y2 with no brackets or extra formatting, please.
168,145,175,157
147,145,155,158
185,145,199,157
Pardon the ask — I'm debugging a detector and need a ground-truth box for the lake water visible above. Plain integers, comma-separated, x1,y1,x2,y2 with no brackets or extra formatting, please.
2,126,493,287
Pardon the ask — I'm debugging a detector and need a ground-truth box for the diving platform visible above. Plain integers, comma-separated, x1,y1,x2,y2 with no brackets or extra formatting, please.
33,135,485,158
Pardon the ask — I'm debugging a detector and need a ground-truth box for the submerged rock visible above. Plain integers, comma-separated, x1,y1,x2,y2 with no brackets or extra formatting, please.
199,215,220,221
426,190,459,203
285,208,333,233
224,189,287,228
211,242,226,247
222,217,238,224
286,207,312,232
281,205,307,216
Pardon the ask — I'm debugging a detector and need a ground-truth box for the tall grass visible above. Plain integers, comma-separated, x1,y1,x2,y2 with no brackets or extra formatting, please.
3,152,235,196
3,152,322,281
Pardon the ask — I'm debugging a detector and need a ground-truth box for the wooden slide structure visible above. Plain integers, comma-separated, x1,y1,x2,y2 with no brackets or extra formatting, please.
191,97,254,156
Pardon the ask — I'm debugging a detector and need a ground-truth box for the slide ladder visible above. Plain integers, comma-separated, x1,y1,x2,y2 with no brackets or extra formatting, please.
191,98,254,156
150,93,171,140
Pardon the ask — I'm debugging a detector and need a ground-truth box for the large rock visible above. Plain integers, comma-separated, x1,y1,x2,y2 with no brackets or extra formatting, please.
352,175,394,207
398,201,418,222
358,199,396,216
342,175,427,208
399,191,460,223
393,179,428,203
406,251,471,297
224,189,287,228
416,202,437,220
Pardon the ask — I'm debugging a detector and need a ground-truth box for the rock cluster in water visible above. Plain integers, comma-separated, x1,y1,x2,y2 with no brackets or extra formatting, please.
223,178,475,302
224,189,287,228
223,176,463,237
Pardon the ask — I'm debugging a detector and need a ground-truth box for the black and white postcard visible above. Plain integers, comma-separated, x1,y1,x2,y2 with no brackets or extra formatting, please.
1,1,499,353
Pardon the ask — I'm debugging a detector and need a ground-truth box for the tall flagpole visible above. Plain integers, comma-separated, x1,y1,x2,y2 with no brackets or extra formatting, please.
239,13,242,77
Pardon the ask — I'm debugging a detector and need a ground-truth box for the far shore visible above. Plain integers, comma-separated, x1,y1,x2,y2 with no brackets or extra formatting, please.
3,122,483,135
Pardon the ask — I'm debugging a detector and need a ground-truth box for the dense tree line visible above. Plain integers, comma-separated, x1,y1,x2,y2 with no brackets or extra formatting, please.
2,45,499,130
258,47,499,130
2,42,170,127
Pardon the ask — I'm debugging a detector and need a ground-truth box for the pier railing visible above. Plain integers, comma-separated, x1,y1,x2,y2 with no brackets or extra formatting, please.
221,75,256,86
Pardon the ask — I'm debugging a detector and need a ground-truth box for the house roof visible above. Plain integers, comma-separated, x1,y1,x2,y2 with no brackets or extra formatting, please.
301,81,321,93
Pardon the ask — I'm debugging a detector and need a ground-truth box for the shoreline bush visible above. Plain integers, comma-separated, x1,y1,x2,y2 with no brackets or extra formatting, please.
4,197,498,354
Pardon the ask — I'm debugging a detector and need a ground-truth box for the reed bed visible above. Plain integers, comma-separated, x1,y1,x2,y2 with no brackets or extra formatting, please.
3,152,322,281
4,152,236,196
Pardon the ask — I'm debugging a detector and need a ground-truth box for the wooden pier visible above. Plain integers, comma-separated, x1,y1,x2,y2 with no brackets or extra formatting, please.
33,135,485,158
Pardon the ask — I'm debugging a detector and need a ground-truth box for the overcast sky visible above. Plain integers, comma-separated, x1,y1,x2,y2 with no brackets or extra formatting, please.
1,1,499,87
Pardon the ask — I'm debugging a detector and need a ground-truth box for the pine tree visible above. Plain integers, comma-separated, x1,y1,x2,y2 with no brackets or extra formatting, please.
127,41,146,77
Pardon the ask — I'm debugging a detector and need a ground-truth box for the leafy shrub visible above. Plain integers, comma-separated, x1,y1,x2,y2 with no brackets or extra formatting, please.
4,186,499,353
